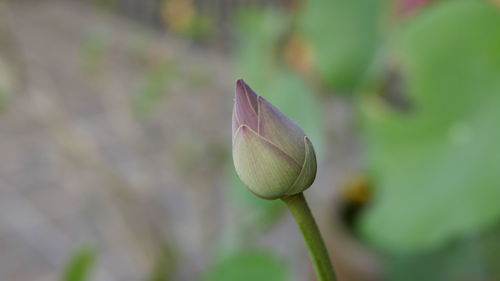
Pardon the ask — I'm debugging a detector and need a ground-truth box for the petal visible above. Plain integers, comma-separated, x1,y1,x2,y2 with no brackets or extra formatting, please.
233,125,302,199
258,96,306,164
232,103,240,138
237,79,259,112
285,136,317,195
234,79,259,132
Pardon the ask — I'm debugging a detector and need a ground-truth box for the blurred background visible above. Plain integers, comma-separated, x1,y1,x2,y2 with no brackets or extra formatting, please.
1,0,500,280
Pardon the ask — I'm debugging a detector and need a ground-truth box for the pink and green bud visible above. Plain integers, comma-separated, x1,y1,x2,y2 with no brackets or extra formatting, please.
232,79,317,200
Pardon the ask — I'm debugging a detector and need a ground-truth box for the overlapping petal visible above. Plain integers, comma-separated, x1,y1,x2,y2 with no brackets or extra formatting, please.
233,125,302,199
285,137,317,195
233,79,259,134
257,97,306,164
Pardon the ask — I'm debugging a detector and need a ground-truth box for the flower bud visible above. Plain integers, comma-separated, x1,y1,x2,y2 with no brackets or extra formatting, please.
232,79,317,200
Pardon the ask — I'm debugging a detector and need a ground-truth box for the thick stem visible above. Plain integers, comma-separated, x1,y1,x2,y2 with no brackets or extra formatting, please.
282,193,337,281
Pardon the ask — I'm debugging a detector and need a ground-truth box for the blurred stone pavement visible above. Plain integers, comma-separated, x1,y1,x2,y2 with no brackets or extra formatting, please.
0,1,376,281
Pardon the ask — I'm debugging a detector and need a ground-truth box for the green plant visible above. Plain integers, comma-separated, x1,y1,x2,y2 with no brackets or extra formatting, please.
232,79,336,281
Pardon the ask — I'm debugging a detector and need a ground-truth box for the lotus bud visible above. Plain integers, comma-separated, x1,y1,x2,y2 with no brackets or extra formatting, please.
232,79,317,200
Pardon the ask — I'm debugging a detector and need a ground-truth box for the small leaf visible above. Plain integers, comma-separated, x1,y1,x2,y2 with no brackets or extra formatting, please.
199,250,290,281
62,246,96,281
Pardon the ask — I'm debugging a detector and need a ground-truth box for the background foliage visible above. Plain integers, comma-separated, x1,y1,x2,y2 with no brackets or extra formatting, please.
2,0,500,280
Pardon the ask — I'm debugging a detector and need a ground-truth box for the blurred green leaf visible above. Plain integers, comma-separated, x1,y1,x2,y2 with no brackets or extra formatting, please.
185,15,215,41
233,8,289,87
300,0,383,93
199,250,290,281
361,1,500,252
148,244,176,281
385,224,500,281
62,246,96,281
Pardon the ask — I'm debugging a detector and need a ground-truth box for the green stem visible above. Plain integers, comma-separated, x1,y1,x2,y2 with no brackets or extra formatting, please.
282,193,337,281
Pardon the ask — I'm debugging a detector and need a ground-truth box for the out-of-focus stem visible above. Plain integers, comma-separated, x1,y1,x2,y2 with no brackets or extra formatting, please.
282,193,337,281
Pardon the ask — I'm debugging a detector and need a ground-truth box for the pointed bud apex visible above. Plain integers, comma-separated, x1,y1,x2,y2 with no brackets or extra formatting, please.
232,79,317,200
